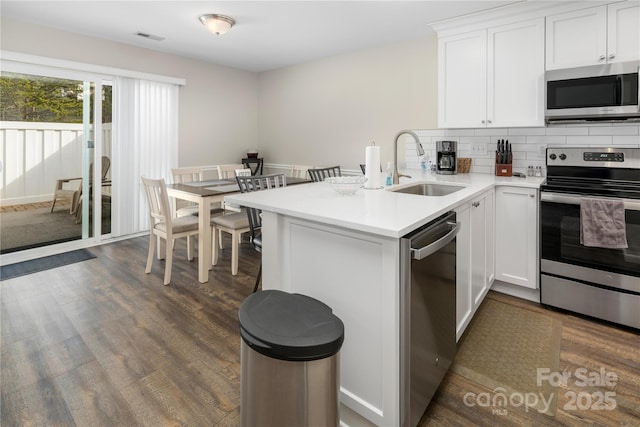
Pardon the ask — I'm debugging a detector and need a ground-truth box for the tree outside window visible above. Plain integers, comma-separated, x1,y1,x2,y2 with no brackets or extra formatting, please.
0,72,112,123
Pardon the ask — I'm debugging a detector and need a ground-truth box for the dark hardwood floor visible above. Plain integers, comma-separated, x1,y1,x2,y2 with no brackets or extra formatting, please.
1,236,639,426
420,292,640,427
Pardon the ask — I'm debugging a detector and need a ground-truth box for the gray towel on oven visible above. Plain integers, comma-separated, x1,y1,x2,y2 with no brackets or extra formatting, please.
580,197,628,249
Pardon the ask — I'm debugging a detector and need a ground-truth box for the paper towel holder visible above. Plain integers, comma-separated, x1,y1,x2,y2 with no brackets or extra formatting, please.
364,142,384,190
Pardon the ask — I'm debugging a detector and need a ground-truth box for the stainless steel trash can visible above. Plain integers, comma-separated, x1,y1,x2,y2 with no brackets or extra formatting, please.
239,290,344,427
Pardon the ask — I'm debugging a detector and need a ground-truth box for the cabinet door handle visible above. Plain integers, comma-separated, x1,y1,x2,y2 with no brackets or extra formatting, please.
599,55,606,61
481,120,486,124
487,120,492,124
529,194,535,198
609,53,615,59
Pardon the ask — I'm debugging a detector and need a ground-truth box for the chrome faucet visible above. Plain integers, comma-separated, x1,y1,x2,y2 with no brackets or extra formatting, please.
393,130,424,184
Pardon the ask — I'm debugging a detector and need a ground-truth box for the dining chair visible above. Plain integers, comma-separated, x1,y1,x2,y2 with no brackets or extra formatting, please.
141,177,200,285
217,164,247,179
171,166,224,218
235,168,252,177
290,164,312,179
209,164,255,273
51,155,110,214
210,210,250,276
308,166,341,182
236,173,287,292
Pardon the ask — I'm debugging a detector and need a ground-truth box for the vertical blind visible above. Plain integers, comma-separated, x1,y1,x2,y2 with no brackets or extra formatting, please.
112,77,179,236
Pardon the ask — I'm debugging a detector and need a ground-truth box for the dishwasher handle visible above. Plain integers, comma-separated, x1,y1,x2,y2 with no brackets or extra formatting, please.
411,221,460,260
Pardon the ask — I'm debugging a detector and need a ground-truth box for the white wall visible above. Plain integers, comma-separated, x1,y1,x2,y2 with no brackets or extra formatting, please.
257,36,438,169
4,17,638,180
0,17,259,167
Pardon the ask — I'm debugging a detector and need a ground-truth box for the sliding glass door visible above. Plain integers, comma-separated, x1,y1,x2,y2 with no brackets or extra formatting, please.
0,68,111,253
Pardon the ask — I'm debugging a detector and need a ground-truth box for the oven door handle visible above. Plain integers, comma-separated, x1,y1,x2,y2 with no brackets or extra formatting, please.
541,192,640,211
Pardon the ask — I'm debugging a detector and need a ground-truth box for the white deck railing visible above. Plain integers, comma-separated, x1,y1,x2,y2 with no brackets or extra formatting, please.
0,121,112,205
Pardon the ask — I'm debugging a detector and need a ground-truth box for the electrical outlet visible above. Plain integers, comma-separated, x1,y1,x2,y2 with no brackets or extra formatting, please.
470,143,487,157
538,144,547,158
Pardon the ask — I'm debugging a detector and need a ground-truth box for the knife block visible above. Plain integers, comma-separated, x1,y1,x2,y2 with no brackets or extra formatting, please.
495,153,512,177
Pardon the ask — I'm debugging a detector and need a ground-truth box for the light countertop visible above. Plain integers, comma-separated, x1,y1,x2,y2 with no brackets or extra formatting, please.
225,170,544,238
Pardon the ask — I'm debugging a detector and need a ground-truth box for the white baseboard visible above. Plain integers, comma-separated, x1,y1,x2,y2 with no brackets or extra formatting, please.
491,280,541,303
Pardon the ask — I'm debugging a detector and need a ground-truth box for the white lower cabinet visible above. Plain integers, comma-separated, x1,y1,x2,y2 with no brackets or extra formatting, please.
455,203,472,341
495,186,539,289
455,189,495,341
262,213,402,426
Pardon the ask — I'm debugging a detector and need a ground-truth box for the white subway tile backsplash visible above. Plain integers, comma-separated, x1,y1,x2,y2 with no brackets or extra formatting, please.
507,127,546,136
525,135,566,146
414,124,640,175
460,136,491,145
415,129,446,137
472,158,495,166
508,143,530,152
545,127,589,136
526,151,546,160
469,165,491,174
566,135,613,146
588,126,639,136
497,135,526,145
444,129,475,137
474,127,509,136
611,136,640,146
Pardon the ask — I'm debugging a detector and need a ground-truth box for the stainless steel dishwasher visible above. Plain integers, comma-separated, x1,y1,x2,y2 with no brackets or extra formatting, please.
400,211,459,427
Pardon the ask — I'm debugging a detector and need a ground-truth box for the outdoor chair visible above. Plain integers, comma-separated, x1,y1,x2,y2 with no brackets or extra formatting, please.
71,156,112,223
50,155,110,214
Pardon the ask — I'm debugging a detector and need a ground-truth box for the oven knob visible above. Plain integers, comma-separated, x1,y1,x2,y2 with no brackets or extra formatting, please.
549,154,557,160
559,154,567,160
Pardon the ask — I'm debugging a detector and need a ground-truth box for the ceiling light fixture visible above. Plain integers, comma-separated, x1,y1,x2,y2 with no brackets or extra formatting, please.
199,14,235,35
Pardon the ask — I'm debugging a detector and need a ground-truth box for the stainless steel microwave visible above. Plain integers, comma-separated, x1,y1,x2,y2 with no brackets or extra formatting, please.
545,61,640,124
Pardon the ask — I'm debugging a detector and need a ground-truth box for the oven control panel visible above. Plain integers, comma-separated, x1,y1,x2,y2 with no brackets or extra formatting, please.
583,152,624,162
546,147,640,168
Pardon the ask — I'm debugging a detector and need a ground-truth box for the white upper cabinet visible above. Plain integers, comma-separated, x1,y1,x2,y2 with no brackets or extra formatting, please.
487,19,545,128
438,18,545,128
607,2,640,64
438,30,487,128
546,2,640,70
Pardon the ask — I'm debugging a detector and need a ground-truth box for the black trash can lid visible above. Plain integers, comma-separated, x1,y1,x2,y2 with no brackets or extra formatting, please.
239,290,344,361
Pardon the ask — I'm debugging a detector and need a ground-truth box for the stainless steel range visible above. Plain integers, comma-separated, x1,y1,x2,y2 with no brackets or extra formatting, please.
540,147,640,329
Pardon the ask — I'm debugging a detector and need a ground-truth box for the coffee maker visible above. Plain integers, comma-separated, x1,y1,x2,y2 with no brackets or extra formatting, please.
436,141,457,175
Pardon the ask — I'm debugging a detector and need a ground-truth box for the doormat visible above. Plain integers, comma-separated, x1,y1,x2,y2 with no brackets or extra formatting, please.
0,249,96,281
451,298,562,416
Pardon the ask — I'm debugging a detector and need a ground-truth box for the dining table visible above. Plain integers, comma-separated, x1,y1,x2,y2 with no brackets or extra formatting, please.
166,176,310,283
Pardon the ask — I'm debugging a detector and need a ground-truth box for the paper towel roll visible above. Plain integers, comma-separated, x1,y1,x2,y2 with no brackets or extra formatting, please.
365,145,381,189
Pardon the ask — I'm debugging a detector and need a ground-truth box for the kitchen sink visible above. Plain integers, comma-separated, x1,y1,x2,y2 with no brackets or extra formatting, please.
390,182,466,196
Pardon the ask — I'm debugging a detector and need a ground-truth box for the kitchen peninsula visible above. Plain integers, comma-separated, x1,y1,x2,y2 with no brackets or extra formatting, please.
225,170,543,426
